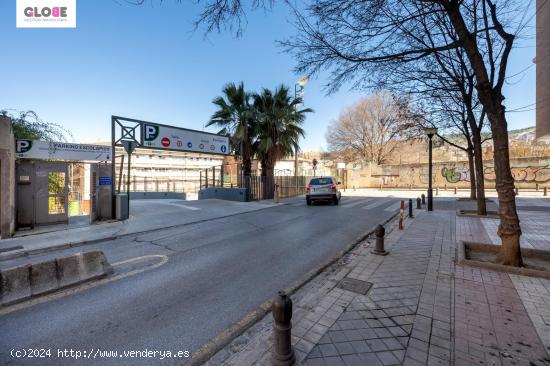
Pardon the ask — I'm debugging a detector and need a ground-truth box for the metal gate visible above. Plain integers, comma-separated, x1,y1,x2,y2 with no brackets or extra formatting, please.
16,161,69,227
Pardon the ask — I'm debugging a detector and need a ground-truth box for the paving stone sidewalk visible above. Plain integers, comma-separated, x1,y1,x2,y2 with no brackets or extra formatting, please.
207,203,550,366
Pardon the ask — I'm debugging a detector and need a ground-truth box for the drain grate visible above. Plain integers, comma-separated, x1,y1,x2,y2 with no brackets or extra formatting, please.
337,277,373,295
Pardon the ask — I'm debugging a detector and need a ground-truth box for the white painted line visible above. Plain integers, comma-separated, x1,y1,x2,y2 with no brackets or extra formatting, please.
178,205,201,211
384,204,398,212
341,198,369,208
361,199,391,210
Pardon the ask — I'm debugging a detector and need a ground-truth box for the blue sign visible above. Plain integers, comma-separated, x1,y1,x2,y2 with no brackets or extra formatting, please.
221,145,227,153
99,176,112,185
187,142,193,148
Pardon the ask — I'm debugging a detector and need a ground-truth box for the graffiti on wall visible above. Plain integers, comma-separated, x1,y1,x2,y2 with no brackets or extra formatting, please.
441,167,471,183
441,165,550,183
484,165,550,183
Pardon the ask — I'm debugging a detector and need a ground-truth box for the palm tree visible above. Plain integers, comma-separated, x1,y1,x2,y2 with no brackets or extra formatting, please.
207,82,255,176
253,85,312,177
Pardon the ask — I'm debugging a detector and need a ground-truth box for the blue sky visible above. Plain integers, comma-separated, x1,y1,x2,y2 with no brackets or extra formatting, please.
1,1,537,151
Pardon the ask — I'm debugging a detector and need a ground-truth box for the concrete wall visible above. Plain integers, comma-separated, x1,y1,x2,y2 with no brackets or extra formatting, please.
346,157,550,189
0,116,15,238
198,188,247,202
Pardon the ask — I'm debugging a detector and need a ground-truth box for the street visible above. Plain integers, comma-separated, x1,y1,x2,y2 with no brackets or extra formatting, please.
0,196,402,366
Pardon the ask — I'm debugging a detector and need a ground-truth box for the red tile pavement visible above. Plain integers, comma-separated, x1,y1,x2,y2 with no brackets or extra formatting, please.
454,265,550,365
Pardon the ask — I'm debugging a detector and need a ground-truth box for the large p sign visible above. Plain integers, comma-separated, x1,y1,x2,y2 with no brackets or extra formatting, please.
16,139,32,153
143,124,159,142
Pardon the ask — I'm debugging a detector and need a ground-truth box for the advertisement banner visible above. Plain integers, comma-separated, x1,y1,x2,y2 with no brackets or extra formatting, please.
142,123,230,155
16,140,111,161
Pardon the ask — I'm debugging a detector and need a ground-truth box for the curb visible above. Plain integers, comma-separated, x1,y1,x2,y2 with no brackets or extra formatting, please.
457,241,550,280
186,210,401,366
0,250,113,306
0,201,298,262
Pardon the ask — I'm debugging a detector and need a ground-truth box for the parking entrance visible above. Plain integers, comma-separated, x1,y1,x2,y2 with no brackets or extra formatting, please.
15,141,112,229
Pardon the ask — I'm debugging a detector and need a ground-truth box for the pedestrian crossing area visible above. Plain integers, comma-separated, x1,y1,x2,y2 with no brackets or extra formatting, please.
293,197,402,212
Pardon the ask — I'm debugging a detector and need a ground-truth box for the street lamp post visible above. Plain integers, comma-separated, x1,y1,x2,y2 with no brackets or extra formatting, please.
294,76,309,193
424,127,438,211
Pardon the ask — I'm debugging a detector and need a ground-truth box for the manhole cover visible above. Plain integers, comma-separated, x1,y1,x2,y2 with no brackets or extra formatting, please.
337,277,372,295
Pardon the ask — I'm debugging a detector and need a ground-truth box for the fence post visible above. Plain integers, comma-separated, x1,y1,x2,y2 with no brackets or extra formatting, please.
205,169,209,189
399,200,404,230
199,171,202,190
544,187,547,196
274,181,280,203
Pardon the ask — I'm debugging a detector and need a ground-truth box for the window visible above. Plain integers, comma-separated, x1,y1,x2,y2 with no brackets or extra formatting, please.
309,178,332,185
48,172,65,214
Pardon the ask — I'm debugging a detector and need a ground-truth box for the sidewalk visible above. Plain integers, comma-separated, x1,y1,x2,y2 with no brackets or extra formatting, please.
207,200,550,365
0,198,292,260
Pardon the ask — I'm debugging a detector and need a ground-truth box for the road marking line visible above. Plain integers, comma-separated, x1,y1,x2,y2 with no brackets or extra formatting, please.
341,198,369,208
361,199,391,210
0,255,169,316
384,204,398,212
178,205,201,211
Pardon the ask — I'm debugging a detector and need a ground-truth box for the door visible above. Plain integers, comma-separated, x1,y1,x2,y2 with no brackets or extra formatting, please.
35,162,69,225
90,164,98,223
16,161,35,228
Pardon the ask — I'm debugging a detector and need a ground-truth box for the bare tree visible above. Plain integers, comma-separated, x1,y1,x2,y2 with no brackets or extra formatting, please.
326,92,414,165
391,35,492,215
280,0,530,266
187,0,532,265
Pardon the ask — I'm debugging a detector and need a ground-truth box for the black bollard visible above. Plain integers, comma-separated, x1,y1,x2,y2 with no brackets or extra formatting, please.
421,194,426,205
272,291,295,366
408,199,413,218
416,197,421,209
372,225,388,255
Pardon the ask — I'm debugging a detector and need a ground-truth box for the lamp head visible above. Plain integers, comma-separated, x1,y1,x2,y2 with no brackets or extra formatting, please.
297,76,309,87
424,127,438,137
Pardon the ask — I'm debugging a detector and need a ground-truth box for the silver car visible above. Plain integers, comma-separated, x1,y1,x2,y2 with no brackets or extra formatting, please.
306,176,342,205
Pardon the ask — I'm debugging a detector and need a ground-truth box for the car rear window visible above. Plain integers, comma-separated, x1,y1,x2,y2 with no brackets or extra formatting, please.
309,178,332,185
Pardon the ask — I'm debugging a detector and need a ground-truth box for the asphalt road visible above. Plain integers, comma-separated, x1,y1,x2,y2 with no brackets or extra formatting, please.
0,196,403,366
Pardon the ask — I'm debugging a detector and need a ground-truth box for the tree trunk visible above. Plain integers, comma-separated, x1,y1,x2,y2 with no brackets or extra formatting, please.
471,129,487,215
242,140,253,177
260,159,268,177
467,149,477,200
486,106,522,266
446,4,522,266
